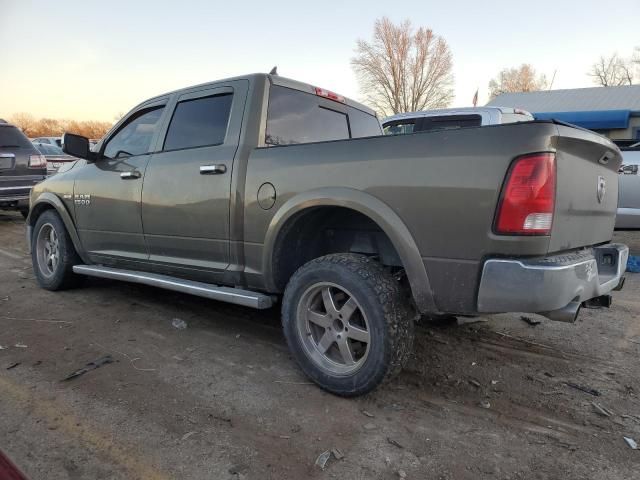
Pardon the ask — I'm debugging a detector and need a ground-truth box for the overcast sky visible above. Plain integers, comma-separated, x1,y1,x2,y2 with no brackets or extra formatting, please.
0,0,637,121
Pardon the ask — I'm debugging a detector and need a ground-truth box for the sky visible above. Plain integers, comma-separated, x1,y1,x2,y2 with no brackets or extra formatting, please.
0,0,637,122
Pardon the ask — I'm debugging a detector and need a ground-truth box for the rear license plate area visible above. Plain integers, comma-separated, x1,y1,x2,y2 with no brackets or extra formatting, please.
0,157,15,170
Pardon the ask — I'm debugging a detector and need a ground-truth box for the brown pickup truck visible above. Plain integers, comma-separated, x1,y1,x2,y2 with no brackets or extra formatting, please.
27,73,628,396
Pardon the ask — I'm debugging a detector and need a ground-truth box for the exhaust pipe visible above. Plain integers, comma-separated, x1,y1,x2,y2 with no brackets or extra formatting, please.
542,301,581,323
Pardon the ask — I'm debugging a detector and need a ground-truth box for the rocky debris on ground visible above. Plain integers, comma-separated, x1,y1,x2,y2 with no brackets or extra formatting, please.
172,318,188,330
61,355,114,381
520,315,542,326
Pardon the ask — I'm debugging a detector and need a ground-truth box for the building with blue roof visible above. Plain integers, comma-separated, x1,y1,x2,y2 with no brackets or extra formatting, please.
486,85,640,140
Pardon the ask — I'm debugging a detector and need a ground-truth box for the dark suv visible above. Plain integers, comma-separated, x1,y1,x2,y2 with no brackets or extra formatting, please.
0,120,47,217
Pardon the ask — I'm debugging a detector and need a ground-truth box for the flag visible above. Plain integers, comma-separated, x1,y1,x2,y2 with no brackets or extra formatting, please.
472,89,479,107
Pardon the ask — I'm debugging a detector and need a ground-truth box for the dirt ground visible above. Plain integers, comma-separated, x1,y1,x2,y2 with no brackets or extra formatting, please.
1,211,639,480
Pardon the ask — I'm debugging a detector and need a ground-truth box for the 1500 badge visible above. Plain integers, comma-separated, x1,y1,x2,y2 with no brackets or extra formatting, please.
74,194,91,206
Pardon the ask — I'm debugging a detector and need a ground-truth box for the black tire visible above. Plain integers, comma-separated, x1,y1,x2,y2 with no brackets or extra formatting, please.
19,207,29,219
282,253,414,396
31,210,81,290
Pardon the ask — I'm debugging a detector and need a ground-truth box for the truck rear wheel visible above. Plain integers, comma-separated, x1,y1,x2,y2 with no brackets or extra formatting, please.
282,254,414,396
31,210,81,290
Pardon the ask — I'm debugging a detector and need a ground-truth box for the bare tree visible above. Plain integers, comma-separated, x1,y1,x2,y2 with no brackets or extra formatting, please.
9,113,112,139
488,64,547,100
589,53,637,86
9,112,38,137
352,17,454,116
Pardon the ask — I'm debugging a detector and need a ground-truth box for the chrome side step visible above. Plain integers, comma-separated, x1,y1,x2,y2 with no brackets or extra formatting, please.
72,265,274,309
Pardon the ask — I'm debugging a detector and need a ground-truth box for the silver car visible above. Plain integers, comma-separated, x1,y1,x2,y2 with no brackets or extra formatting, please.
616,143,640,229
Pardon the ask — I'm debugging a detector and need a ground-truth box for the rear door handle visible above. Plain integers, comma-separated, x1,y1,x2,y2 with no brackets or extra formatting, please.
200,164,227,175
120,171,141,180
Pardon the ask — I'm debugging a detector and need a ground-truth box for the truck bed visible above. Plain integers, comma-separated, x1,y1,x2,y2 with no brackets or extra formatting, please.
244,120,622,312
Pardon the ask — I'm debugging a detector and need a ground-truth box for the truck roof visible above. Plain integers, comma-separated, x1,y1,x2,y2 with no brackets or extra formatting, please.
383,106,533,124
142,73,377,117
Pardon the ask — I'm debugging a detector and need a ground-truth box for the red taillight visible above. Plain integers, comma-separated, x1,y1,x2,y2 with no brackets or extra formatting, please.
28,154,47,169
314,87,346,104
495,152,556,235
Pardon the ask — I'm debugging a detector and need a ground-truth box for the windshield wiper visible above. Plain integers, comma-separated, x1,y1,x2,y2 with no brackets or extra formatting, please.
0,145,21,148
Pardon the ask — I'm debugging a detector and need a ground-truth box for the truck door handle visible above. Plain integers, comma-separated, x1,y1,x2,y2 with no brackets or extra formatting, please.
120,171,141,180
200,164,227,175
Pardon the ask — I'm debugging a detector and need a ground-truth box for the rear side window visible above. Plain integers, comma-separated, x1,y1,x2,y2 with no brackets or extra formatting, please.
103,107,164,159
0,126,32,148
266,85,380,145
163,93,233,151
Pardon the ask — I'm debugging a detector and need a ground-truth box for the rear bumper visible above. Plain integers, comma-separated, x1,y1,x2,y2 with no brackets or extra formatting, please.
0,194,29,209
477,243,628,314
615,208,640,229
0,184,36,206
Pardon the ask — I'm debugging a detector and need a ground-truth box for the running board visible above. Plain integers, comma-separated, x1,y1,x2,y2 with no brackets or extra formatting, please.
72,265,274,309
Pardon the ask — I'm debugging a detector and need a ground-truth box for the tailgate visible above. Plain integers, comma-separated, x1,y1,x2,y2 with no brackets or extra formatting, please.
549,124,621,252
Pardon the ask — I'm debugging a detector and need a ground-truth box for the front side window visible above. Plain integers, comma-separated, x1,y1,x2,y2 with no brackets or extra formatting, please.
103,107,164,159
266,85,351,145
163,93,233,151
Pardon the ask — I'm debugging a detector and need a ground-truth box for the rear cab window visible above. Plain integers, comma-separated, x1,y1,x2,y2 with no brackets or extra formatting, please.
36,144,63,155
265,85,381,145
0,126,33,149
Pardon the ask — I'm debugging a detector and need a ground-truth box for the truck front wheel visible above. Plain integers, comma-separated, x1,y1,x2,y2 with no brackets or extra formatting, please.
282,254,414,396
31,210,81,290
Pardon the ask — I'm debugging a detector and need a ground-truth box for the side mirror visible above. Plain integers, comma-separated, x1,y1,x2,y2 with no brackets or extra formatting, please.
62,133,96,161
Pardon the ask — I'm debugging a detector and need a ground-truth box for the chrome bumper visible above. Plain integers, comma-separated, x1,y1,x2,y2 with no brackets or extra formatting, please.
477,243,628,313
615,208,640,229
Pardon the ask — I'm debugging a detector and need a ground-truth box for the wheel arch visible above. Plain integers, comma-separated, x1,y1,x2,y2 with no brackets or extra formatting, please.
263,187,437,313
27,193,88,263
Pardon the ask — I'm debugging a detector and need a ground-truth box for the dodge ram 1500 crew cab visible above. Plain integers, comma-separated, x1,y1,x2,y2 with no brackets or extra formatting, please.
27,73,628,396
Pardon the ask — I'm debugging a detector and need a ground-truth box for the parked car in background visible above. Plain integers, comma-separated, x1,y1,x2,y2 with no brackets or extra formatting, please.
33,142,77,176
383,106,534,135
31,136,62,147
0,120,47,218
27,73,626,396
615,142,640,229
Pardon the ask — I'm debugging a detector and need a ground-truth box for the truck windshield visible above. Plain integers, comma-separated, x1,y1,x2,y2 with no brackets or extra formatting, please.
266,85,381,145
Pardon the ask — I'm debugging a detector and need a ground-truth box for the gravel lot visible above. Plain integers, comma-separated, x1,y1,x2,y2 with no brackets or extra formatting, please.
1,210,639,479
